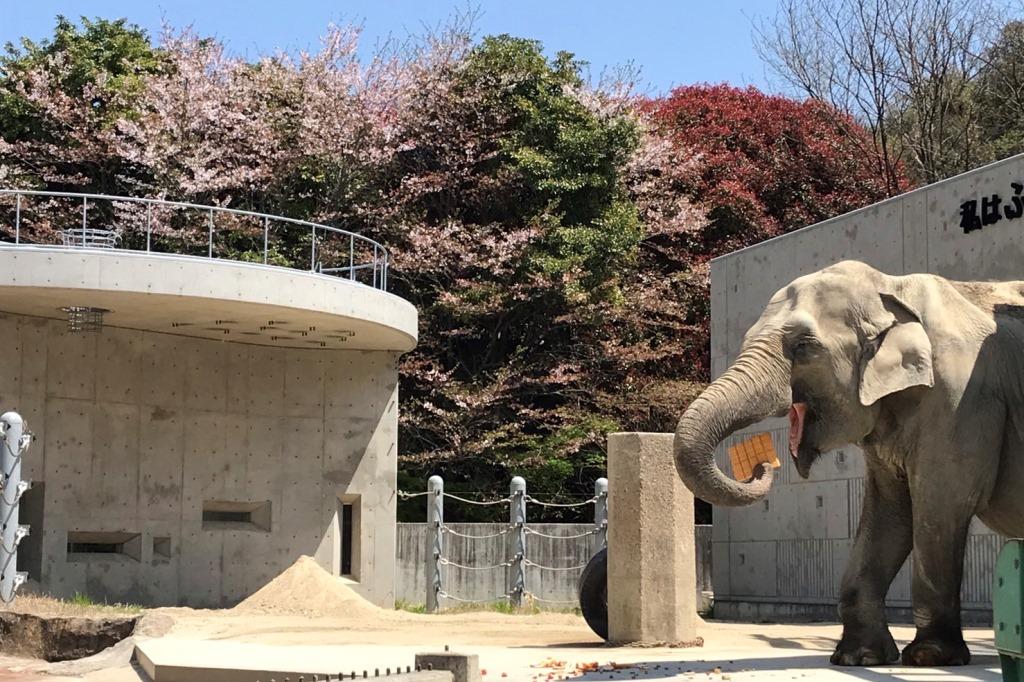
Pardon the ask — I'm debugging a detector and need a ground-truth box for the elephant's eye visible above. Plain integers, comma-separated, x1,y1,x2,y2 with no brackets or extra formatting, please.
789,337,818,361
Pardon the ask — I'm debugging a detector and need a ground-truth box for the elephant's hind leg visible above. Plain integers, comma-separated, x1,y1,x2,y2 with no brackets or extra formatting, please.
832,464,911,666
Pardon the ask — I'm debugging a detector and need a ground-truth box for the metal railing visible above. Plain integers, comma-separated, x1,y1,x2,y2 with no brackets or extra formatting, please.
399,475,608,612
0,189,390,290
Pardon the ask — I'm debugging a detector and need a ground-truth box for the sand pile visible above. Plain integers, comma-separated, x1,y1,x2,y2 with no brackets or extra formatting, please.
232,556,387,619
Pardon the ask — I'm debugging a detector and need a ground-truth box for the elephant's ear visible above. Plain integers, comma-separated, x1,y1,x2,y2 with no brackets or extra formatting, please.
858,293,934,406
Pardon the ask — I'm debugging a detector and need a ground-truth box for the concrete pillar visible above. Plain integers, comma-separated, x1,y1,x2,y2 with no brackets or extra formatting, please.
607,432,697,645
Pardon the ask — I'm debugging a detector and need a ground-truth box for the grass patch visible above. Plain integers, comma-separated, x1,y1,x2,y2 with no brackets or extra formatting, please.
398,597,581,616
394,599,427,614
66,592,142,613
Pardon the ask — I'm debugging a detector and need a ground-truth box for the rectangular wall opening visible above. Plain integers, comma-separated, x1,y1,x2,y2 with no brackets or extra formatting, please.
66,531,141,562
341,504,354,576
338,495,361,579
202,500,271,532
152,536,172,561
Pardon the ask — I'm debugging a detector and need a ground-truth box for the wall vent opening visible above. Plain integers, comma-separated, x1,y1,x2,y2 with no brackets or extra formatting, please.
152,536,172,561
67,531,141,562
202,500,271,532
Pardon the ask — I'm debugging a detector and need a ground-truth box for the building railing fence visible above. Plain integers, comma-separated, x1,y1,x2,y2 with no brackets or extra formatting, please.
398,475,608,612
0,189,390,290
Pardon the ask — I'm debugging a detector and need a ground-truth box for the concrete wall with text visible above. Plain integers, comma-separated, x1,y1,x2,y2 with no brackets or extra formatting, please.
709,154,1024,623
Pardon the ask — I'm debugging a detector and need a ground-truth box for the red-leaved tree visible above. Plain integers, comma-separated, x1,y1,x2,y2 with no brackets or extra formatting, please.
645,84,910,260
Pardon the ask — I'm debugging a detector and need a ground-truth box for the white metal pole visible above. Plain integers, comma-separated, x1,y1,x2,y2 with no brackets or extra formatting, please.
594,477,608,554
426,475,444,613
509,476,526,607
0,412,28,603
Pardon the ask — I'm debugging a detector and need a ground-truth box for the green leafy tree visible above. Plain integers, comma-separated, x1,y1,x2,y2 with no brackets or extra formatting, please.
976,21,1024,161
389,36,644,518
0,16,164,191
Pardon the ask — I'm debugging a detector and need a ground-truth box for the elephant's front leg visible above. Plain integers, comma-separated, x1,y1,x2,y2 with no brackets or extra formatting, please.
832,464,911,666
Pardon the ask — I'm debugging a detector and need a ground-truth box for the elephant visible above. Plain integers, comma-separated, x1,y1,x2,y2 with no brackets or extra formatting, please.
674,260,1024,667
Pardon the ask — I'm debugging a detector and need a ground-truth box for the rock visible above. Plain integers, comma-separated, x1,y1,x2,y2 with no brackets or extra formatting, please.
0,610,138,661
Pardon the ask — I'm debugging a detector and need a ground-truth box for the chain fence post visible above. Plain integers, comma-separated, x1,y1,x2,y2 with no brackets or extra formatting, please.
509,476,526,608
425,475,443,613
0,412,29,603
594,477,608,555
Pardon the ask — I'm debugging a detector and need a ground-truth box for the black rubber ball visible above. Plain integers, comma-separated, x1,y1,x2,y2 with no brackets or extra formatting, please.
578,547,608,640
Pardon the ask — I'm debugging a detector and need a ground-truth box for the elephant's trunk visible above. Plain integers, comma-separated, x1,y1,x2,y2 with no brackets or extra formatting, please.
674,337,791,507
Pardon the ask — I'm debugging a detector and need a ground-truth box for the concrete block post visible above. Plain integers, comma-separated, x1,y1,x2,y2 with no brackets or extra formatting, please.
426,475,444,613
607,432,697,645
416,651,480,682
509,476,526,607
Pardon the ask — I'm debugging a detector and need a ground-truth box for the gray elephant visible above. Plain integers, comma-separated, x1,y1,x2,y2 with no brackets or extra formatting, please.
674,260,1024,667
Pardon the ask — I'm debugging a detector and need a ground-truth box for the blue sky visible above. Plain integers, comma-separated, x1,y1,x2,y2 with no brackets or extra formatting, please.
2,0,782,95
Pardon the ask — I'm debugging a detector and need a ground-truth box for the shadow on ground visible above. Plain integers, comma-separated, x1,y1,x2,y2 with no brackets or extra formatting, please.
563,654,1003,682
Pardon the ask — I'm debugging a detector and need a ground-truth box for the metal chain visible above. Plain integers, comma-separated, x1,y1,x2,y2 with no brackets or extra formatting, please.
524,495,598,508
443,492,512,506
397,490,429,499
523,526,599,540
525,592,580,605
440,524,513,540
438,590,511,603
439,557,513,571
523,558,587,571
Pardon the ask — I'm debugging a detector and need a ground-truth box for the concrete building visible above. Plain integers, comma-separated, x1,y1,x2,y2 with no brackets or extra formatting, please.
0,191,417,608
709,154,1024,623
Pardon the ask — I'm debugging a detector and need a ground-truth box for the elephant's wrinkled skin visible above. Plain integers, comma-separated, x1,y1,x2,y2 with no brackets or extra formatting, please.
674,260,1024,667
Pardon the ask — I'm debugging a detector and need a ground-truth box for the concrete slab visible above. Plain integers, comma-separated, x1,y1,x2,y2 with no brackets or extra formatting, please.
135,639,454,682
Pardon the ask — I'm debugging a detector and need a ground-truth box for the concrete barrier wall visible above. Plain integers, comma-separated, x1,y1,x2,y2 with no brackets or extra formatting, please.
708,154,1024,623
395,523,712,609
0,312,401,608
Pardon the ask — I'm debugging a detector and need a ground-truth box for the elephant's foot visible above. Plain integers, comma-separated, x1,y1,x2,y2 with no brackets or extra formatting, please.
901,638,971,666
830,630,900,666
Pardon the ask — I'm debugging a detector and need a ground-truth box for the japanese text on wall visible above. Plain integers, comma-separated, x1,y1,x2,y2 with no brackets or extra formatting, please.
960,183,1024,233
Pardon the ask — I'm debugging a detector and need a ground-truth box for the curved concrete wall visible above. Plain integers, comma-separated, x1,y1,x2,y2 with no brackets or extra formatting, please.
0,311,400,608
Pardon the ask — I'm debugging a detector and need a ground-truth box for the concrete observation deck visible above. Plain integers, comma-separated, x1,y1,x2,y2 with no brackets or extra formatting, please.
0,245,417,351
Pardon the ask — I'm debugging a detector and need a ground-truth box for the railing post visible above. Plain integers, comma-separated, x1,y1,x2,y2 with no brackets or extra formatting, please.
263,217,269,264
373,244,378,289
349,235,355,281
509,476,526,608
14,194,20,244
0,412,29,603
426,475,443,613
594,477,608,554
81,197,87,246
145,204,152,252
310,226,317,272
207,209,214,258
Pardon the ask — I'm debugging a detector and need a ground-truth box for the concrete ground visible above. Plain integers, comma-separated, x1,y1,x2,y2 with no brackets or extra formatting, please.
132,622,1005,682
0,616,1004,681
